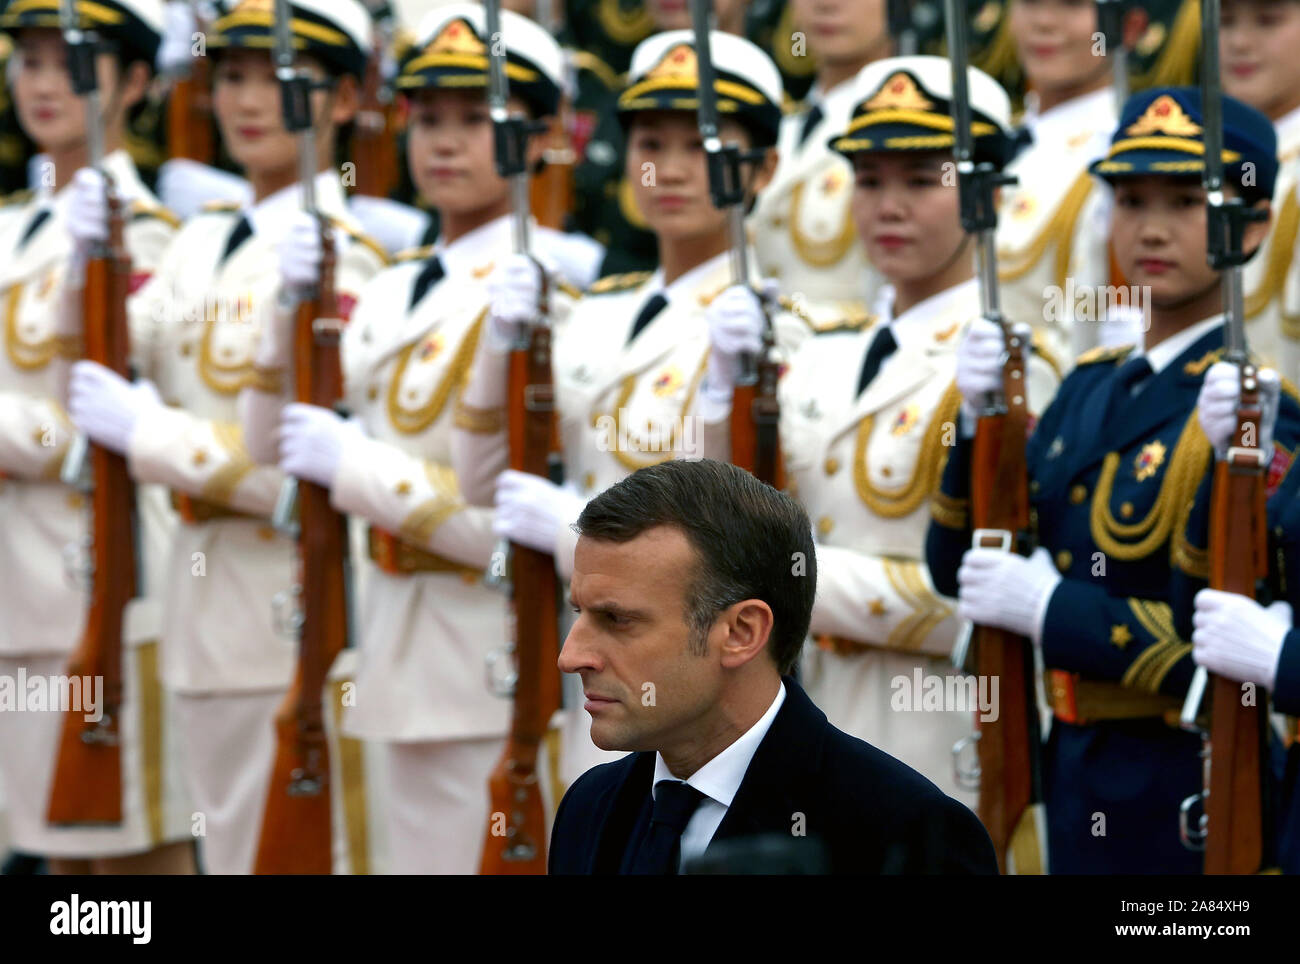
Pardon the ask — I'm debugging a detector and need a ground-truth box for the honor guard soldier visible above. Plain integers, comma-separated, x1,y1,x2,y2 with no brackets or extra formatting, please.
0,0,194,873
779,56,1058,807
65,0,388,875
242,2,590,874
453,28,814,785
1221,0,1300,375
996,0,1147,364
750,0,894,317
928,87,1300,872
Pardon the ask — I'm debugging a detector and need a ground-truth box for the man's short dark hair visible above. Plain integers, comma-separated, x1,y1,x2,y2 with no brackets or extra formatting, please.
574,459,816,675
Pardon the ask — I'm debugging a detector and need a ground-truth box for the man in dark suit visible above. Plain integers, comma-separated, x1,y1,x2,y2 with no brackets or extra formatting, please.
549,458,997,874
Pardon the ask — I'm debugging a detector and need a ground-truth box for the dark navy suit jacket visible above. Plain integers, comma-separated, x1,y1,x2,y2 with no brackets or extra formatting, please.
547,677,998,874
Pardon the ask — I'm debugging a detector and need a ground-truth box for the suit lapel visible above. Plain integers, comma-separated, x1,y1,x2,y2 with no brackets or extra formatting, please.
592,752,656,874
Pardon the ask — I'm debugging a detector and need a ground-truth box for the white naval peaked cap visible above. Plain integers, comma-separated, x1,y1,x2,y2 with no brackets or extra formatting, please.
619,29,784,146
209,0,374,78
0,0,166,66
398,2,564,115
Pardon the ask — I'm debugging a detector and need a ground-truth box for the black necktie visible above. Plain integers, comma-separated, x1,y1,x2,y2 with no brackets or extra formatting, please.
1009,125,1034,162
626,292,668,345
1105,354,1153,422
856,325,899,397
220,215,253,265
626,780,706,875
798,103,825,149
18,207,50,250
408,255,446,310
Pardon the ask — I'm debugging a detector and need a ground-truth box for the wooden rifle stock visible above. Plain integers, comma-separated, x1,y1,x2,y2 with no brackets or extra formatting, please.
528,113,575,231
46,189,135,826
1202,364,1269,874
480,280,562,875
729,330,784,488
166,59,214,164
352,37,399,199
253,227,349,874
967,329,1043,873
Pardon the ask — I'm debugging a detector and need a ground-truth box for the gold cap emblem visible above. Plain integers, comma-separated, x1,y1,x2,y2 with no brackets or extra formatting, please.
863,72,934,112
647,44,698,82
1126,94,1202,138
428,18,485,56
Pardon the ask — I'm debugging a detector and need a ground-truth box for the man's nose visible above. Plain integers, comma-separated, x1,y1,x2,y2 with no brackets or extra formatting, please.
557,624,599,675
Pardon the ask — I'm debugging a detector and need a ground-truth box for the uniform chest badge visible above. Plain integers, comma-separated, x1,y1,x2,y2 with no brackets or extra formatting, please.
419,332,444,362
821,169,844,196
1134,439,1167,481
1011,196,1035,220
652,367,682,396
891,404,920,436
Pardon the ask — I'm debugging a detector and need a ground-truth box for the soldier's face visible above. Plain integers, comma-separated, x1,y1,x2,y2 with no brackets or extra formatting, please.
211,48,333,175
1110,177,1269,309
850,151,964,284
625,111,741,242
1009,0,1105,96
563,527,724,752
1221,1,1300,119
791,0,887,65
405,89,539,214
11,29,121,154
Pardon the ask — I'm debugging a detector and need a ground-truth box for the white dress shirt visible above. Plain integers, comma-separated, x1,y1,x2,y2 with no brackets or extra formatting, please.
651,681,787,871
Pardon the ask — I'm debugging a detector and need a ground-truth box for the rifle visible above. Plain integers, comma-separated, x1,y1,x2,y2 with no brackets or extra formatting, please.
46,0,137,829
1094,1,1131,114
689,0,782,487
253,0,351,874
479,0,562,875
352,9,399,199
943,0,1046,874
1177,0,1272,874
165,0,215,164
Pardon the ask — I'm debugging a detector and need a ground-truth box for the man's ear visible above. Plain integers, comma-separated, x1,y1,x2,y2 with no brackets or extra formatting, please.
120,60,151,113
749,146,779,197
330,73,360,126
716,598,775,670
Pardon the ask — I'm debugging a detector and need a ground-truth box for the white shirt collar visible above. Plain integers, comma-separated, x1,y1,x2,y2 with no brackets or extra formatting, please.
1136,314,1223,375
645,250,733,304
1275,106,1300,156
245,169,347,240
1022,86,1115,146
877,277,980,328
652,680,786,810
436,213,513,276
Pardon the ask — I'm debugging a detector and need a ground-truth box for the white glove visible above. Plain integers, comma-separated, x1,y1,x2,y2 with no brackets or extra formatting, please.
66,168,108,252
703,283,768,402
1197,360,1279,461
486,254,544,352
67,360,162,456
957,545,1061,643
157,1,198,75
277,210,326,295
1192,589,1291,691
493,468,586,555
277,402,358,488
955,318,1031,422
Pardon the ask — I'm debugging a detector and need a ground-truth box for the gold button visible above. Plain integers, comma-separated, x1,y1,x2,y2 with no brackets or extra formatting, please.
881,465,892,478
257,525,276,541
192,449,208,466
1030,480,1040,494
367,385,379,401
1055,550,1072,572
583,472,595,491
406,389,418,402
817,515,834,536
868,598,886,616
66,492,85,510
824,457,839,476
179,342,193,357
1120,501,1134,518
395,480,412,495
1069,485,1087,504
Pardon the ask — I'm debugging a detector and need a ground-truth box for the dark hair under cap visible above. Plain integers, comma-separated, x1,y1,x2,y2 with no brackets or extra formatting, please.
207,0,370,80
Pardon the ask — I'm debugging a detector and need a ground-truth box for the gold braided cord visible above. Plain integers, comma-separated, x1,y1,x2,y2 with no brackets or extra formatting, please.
883,558,952,650
930,489,969,529
997,170,1094,286
1171,528,1209,580
853,382,962,519
198,311,255,395
386,308,486,435
1130,0,1201,90
452,399,503,434
3,282,59,371
594,356,709,472
1121,599,1190,693
1244,188,1300,320
596,0,654,45
787,179,858,267
1088,414,1210,561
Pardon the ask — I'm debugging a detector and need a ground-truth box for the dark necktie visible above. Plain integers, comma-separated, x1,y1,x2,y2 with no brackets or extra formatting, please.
798,103,825,149
1009,125,1034,162
1105,354,1153,422
626,780,706,875
18,207,50,250
219,214,253,265
408,255,446,310
856,325,899,397
625,292,668,345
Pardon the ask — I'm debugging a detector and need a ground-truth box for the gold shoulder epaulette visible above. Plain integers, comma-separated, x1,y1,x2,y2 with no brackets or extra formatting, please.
569,49,622,91
326,217,391,266
128,200,181,229
395,243,435,263
1076,343,1136,366
199,199,242,214
587,270,652,295
1283,377,1300,405
1182,348,1223,376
